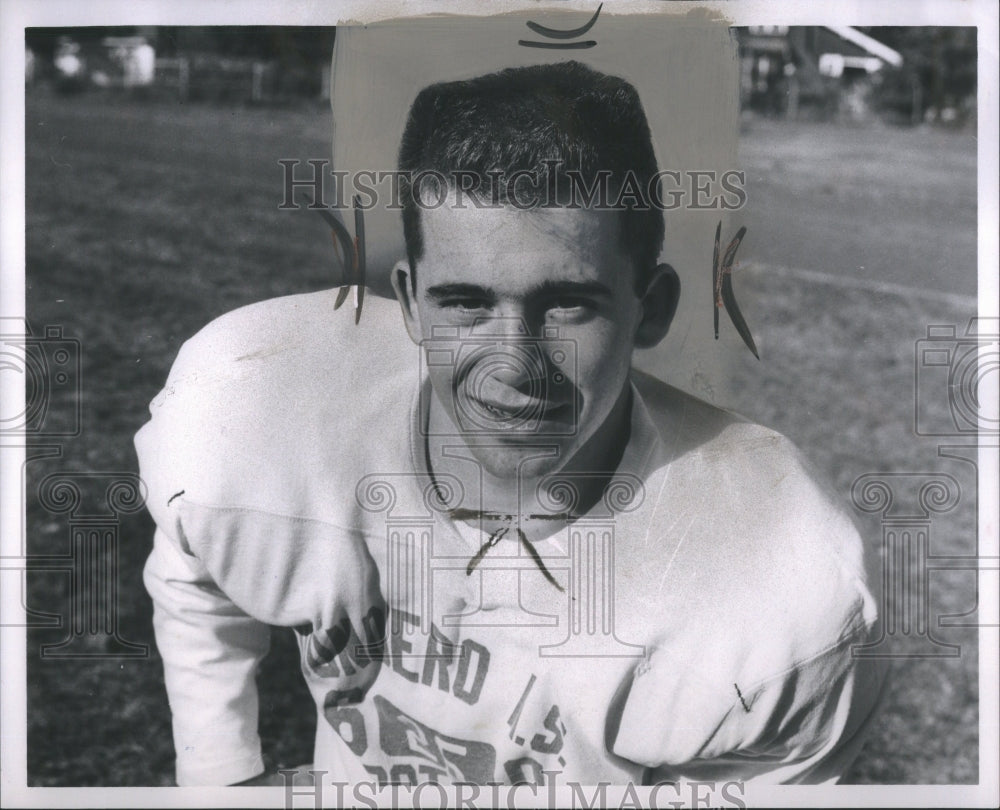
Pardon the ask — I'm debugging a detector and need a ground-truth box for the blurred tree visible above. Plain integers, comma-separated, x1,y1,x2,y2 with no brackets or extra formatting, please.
25,27,338,100
27,27,336,68
859,27,976,124
153,27,336,66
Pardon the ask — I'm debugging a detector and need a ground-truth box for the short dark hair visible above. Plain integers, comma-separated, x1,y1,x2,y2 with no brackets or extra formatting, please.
398,61,664,291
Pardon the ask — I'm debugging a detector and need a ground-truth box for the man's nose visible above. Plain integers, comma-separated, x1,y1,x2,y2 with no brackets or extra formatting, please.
475,313,533,340
467,319,539,391
481,345,539,392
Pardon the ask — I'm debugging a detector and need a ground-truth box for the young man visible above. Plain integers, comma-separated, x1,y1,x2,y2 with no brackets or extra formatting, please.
138,62,885,788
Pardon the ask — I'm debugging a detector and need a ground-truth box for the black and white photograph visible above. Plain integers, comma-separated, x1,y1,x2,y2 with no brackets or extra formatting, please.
1,1,997,807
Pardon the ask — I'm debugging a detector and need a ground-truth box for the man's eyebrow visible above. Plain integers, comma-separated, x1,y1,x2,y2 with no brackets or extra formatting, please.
424,280,614,302
532,280,614,298
425,283,495,302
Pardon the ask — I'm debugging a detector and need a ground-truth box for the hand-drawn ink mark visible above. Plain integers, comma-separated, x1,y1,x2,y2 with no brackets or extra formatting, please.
516,528,564,592
308,195,366,323
519,3,602,50
167,489,185,506
467,526,510,575
518,40,597,50
507,674,538,738
352,196,366,324
456,510,565,592
734,682,751,713
713,221,759,359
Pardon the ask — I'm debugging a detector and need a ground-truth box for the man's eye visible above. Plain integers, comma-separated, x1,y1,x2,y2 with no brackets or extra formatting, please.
448,299,490,311
545,298,594,315
438,298,490,312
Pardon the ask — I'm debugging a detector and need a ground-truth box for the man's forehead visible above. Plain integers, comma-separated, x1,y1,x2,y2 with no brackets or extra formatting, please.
418,194,627,280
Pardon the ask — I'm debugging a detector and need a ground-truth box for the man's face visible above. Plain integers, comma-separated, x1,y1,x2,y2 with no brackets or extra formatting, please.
400,192,646,480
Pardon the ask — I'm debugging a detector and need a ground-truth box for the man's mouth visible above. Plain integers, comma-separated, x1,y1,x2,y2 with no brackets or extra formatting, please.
478,399,519,419
470,396,569,424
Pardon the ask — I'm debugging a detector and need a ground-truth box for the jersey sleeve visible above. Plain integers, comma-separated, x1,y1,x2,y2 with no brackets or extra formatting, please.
143,526,271,786
134,297,390,785
137,329,271,785
615,621,888,784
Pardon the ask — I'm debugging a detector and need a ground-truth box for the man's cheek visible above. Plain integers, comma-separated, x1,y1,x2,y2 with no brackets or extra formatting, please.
426,366,456,403
576,342,632,386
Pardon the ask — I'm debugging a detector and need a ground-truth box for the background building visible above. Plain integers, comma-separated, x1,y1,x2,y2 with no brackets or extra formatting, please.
737,25,976,125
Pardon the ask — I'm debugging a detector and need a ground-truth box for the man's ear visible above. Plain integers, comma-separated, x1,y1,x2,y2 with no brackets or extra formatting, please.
390,260,422,345
634,263,680,349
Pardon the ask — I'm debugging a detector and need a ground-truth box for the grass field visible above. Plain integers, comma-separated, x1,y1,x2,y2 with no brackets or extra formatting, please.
21,89,981,786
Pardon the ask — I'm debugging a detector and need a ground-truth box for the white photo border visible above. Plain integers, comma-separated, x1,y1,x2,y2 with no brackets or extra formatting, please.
1,1,997,807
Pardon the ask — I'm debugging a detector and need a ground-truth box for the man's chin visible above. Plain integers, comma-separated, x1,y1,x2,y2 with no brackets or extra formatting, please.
462,439,571,482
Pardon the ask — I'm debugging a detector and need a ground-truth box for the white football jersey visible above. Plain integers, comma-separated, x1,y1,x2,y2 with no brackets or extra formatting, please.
137,291,885,787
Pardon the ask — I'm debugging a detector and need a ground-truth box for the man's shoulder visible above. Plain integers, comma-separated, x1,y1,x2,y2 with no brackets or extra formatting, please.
161,290,409,391
148,290,411,416
135,291,415,515
625,371,876,687
631,367,801,467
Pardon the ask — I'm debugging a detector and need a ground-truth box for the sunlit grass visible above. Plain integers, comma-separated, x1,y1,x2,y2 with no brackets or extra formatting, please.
24,90,978,785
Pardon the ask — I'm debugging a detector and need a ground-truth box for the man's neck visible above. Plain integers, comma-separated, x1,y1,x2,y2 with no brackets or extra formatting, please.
424,384,633,532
